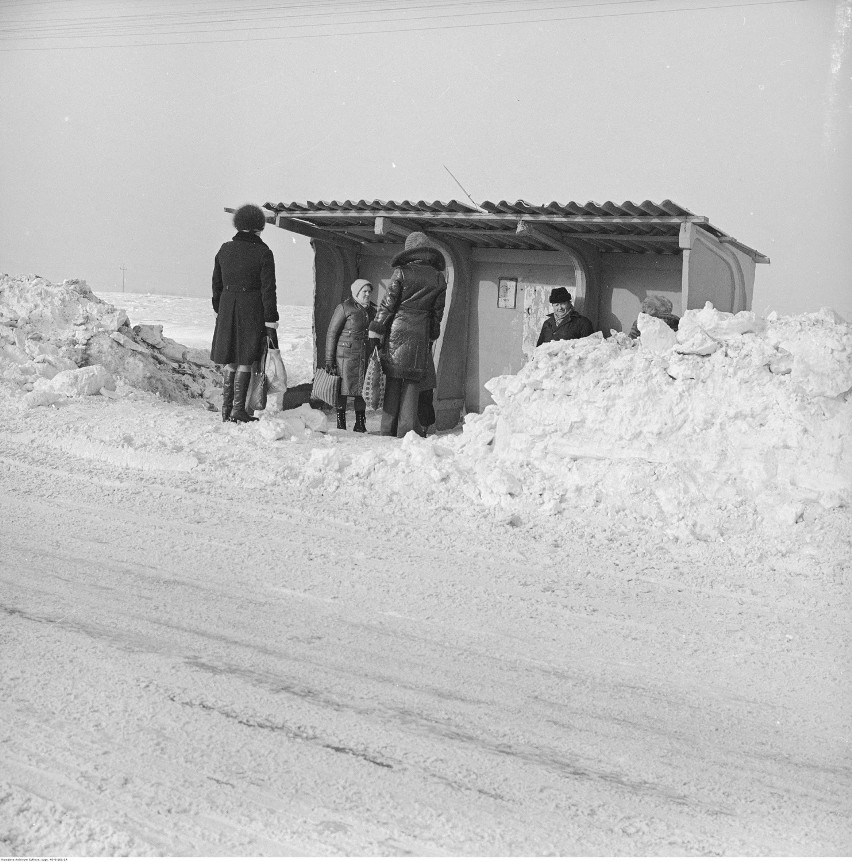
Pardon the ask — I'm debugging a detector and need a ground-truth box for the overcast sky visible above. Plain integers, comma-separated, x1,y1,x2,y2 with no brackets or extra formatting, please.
1,0,849,317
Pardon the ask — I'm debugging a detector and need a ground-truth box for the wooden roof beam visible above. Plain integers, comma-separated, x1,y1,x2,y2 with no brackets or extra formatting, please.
374,216,421,238
270,213,362,250
718,236,771,264
517,220,681,248
517,220,582,253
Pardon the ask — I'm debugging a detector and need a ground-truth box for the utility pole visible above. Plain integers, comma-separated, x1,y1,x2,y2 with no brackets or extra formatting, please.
119,264,126,292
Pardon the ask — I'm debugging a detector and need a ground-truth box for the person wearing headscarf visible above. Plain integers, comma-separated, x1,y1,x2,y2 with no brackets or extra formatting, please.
210,203,279,423
536,287,594,346
368,232,447,438
627,295,680,339
324,278,376,432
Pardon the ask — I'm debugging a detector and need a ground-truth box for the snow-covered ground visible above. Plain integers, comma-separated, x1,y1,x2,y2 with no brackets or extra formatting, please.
1,275,850,855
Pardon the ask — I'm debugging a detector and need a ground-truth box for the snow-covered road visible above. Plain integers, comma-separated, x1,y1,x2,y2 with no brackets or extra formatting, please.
2,402,849,855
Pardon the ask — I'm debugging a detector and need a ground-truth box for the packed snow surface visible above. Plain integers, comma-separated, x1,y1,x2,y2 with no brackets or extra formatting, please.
1,275,850,855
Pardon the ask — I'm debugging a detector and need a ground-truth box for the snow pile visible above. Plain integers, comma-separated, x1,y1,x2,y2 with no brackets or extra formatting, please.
452,304,851,533
0,275,221,409
2,278,850,539
256,403,329,440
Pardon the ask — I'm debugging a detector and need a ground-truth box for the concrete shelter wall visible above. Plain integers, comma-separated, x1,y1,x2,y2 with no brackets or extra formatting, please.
598,254,683,337
311,241,357,369
466,249,582,412
685,229,755,313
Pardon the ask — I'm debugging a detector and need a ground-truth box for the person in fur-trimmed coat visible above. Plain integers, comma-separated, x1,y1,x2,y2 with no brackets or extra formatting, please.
368,232,447,438
324,279,376,432
210,204,279,423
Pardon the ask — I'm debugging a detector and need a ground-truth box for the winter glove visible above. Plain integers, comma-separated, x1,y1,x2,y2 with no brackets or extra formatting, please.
325,362,338,375
368,337,381,354
265,326,279,349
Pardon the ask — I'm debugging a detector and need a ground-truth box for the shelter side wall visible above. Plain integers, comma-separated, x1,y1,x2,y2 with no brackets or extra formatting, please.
466,252,580,413
356,251,398,303
598,254,683,336
734,247,756,311
432,238,473,428
312,241,357,368
685,228,754,313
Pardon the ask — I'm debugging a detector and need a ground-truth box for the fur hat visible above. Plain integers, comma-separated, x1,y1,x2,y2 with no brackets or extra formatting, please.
232,204,266,232
549,287,572,304
391,231,445,269
404,231,432,252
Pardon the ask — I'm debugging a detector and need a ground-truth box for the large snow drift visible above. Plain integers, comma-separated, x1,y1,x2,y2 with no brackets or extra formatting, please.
0,274,220,409
460,305,852,533
1,275,850,538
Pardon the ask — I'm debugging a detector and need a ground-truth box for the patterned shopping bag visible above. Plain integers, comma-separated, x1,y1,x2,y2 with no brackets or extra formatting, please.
362,347,385,411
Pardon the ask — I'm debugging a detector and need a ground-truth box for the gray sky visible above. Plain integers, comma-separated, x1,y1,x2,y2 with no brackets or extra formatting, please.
1,0,850,317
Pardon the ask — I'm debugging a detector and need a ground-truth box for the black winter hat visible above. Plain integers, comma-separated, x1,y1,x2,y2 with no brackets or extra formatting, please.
549,287,572,304
233,204,266,232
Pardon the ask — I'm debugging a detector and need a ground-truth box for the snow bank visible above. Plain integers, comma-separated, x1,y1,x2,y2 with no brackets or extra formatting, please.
454,304,851,532
0,275,220,409
2,276,850,540
301,303,851,537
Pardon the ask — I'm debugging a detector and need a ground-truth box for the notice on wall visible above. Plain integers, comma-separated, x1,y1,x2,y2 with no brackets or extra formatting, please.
523,285,551,358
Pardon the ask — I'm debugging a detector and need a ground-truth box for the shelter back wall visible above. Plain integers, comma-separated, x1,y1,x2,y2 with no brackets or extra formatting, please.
466,250,581,412
598,254,682,337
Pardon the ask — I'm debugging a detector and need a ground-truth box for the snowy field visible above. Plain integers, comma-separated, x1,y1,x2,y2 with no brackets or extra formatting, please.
1,275,850,855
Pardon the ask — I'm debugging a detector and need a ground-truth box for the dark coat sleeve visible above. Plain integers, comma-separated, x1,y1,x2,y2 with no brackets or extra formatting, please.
429,273,447,342
260,247,278,323
370,269,404,336
577,315,594,338
212,251,223,313
536,318,551,347
324,303,345,364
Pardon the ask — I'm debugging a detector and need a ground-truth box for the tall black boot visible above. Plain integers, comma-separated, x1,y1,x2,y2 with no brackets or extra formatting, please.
336,409,347,430
353,411,367,433
230,370,258,423
221,368,235,422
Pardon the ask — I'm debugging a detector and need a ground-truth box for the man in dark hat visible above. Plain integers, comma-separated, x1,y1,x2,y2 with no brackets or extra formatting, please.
536,287,594,346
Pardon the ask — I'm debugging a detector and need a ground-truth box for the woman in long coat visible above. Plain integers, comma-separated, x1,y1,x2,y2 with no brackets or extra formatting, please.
368,232,446,438
324,278,376,432
210,204,279,423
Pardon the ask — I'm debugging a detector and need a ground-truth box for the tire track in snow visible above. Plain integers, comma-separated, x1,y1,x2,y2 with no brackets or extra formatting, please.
2,420,851,854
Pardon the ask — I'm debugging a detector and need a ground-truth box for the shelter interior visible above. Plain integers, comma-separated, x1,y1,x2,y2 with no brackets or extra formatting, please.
228,199,768,429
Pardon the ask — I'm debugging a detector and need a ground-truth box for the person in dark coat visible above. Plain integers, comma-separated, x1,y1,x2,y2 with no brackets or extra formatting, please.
210,204,279,423
536,287,594,346
627,295,680,339
368,232,447,438
324,278,376,432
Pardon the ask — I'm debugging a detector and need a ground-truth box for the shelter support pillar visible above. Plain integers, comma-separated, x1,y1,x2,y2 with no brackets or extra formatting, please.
679,221,694,312
429,237,473,430
516,221,601,327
